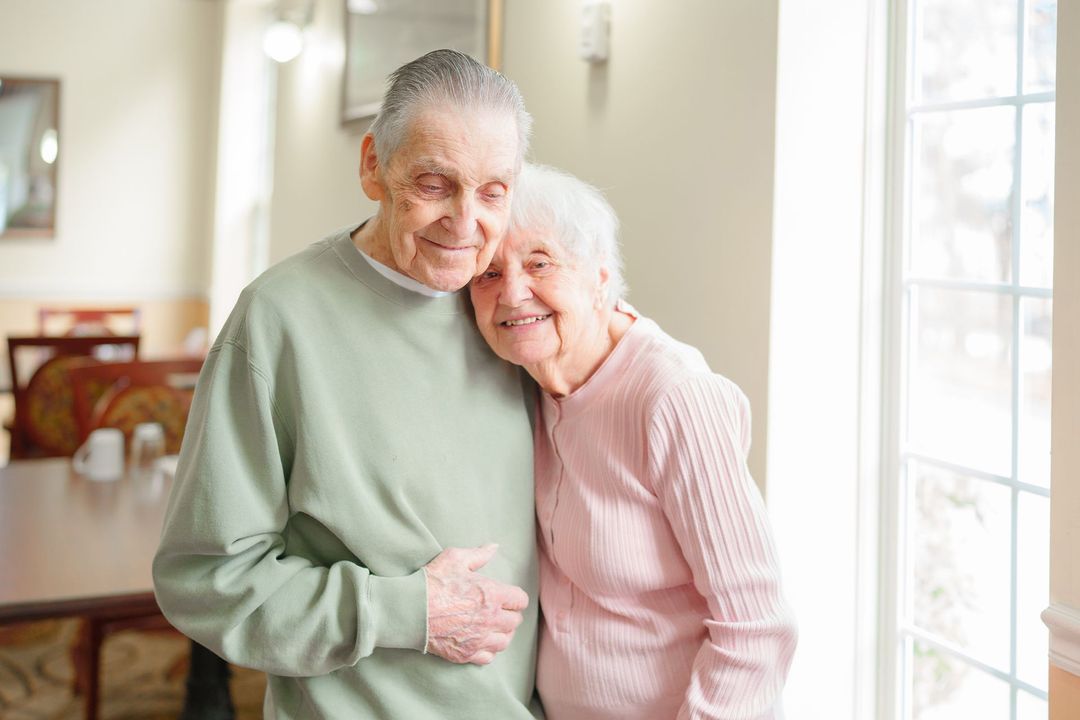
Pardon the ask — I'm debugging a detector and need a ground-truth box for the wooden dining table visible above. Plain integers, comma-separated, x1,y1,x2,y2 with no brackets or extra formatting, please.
0,457,175,719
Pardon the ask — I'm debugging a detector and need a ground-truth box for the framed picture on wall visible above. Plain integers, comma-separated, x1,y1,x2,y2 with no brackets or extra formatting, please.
0,76,60,238
342,0,504,126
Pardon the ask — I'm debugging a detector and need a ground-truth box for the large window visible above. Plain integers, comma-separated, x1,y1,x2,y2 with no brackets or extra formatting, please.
888,0,1057,718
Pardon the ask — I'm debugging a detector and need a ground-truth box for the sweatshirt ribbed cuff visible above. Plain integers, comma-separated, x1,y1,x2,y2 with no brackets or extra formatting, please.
366,568,428,651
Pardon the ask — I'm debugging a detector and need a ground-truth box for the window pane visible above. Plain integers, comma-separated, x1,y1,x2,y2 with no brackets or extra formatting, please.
910,462,1011,667
1020,102,1055,288
911,108,1015,283
1017,491,1050,691
908,287,1013,475
1019,298,1052,487
914,0,1017,103
1024,0,1057,93
910,641,1010,720
1017,689,1048,720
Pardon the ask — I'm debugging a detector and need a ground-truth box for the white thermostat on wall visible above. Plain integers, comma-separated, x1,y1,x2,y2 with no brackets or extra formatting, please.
579,0,611,63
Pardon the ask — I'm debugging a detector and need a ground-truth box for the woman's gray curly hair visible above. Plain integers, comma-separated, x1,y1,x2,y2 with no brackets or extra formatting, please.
509,163,627,306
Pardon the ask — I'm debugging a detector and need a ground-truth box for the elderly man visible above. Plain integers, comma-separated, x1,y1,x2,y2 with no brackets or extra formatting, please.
153,50,541,719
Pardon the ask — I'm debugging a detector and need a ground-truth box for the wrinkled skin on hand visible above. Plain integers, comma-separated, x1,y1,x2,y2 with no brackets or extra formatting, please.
424,544,529,665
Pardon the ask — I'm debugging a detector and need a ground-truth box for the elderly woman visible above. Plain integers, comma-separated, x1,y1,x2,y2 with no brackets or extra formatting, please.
470,164,797,719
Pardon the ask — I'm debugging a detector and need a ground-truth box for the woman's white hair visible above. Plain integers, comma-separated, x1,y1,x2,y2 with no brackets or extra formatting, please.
510,163,627,306
370,49,532,168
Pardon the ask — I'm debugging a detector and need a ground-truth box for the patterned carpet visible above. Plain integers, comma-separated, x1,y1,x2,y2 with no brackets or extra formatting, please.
0,620,266,719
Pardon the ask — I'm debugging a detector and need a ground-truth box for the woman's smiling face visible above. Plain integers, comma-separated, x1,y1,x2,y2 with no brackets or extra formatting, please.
470,227,605,370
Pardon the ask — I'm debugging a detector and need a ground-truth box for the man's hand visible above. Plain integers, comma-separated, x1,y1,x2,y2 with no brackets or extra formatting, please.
424,544,528,665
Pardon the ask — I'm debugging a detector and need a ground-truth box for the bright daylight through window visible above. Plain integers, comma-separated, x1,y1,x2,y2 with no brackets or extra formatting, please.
890,0,1057,718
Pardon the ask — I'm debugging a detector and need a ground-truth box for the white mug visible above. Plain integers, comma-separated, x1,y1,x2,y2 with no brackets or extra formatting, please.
73,428,125,481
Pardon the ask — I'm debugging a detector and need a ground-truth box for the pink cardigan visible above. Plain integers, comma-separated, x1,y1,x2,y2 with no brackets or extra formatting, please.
535,310,797,719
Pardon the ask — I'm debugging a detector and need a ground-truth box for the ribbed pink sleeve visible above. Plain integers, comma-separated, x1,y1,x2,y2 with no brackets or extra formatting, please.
649,376,797,719
534,313,796,720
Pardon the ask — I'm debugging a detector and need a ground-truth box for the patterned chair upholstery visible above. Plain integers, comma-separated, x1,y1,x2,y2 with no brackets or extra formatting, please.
95,385,194,455
24,355,104,456
69,359,203,454
5,335,141,459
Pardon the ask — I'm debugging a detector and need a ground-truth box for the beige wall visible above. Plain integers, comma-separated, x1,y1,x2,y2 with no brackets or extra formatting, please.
1052,0,1079,608
0,0,223,299
1049,0,1080,711
501,0,778,483
268,0,378,264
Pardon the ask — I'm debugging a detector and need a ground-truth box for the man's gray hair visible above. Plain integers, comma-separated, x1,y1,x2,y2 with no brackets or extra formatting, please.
510,163,627,306
370,49,532,168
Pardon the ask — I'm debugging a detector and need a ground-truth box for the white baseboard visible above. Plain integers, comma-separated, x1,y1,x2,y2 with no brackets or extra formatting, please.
1042,603,1080,677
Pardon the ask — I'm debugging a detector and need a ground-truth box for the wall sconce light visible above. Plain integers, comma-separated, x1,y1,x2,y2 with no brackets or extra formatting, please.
264,20,304,63
264,0,314,63
347,0,378,14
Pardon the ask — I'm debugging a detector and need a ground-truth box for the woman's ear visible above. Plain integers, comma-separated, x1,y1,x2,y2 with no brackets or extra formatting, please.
595,265,611,309
359,133,386,202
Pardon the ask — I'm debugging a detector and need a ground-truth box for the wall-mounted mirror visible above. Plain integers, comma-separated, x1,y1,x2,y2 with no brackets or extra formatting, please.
0,77,59,238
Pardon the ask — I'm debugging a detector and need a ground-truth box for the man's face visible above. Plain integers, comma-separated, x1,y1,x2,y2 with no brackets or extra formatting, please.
364,109,520,292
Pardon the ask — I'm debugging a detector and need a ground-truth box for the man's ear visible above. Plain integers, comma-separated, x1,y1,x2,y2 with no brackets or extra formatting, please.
359,133,386,202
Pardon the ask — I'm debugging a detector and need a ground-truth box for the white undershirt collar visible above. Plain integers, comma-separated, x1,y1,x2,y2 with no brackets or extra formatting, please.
354,245,453,298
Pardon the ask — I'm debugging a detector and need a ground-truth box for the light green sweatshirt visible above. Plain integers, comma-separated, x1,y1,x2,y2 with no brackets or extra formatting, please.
153,227,541,719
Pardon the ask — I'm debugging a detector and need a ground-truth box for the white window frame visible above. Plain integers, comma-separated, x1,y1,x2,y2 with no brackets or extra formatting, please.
880,0,1055,717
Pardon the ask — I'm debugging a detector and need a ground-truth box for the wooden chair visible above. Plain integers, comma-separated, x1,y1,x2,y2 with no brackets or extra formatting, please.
69,358,203,454
38,306,142,337
5,335,140,459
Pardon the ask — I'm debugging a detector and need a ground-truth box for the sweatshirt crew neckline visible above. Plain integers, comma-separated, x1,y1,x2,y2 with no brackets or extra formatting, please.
330,225,469,315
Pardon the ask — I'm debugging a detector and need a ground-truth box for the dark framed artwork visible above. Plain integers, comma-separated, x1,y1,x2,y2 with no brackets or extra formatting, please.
342,0,503,126
0,76,60,238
